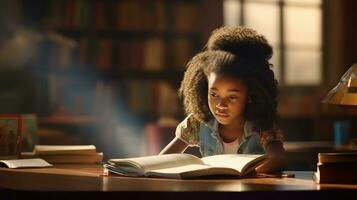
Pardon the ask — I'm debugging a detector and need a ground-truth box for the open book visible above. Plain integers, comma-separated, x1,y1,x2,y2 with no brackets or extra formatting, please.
104,153,267,179
0,158,52,169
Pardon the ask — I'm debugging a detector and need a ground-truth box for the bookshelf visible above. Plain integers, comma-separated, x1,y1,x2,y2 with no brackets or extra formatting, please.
14,0,206,125
1,0,224,157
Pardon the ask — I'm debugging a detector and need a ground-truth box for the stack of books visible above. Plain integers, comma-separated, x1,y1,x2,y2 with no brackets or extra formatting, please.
314,152,357,184
21,145,103,164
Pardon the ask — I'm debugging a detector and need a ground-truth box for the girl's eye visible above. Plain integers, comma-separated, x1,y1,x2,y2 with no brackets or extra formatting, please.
210,93,218,98
229,96,238,100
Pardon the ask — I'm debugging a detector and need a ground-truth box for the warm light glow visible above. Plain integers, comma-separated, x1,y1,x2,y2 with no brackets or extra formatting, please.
285,50,321,85
223,0,322,86
245,2,281,81
223,0,241,26
284,5,322,85
323,63,357,106
285,6,321,47
246,2,279,45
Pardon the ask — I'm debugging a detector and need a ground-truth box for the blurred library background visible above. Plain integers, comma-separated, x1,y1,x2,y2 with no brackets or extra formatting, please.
0,0,356,170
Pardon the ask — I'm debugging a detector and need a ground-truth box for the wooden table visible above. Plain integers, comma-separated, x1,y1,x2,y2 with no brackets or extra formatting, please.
1,164,356,199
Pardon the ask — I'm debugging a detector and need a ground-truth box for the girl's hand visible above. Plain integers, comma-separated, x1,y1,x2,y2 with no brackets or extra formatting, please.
256,140,287,173
255,154,287,173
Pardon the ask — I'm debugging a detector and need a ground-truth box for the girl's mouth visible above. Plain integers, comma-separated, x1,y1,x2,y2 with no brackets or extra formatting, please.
215,111,229,118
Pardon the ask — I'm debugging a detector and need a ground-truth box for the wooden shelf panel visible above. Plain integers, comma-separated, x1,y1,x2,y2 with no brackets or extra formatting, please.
57,29,201,39
39,115,100,125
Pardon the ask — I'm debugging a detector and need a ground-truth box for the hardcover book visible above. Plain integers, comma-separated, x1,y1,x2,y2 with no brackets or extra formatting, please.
104,153,267,179
34,145,97,155
0,114,22,159
21,145,103,164
314,152,357,184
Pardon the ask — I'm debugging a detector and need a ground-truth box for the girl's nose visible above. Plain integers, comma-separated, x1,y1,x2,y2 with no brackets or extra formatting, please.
216,98,228,109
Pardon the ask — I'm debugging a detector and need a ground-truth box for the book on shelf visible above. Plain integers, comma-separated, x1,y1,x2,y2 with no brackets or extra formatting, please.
313,152,357,184
115,0,167,31
172,37,194,69
143,37,165,71
0,114,23,159
126,80,178,115
97,38,113,71
104,153,267,179
93,1,108,29
0,114,38,157
173,2,199,32
21,145,103,164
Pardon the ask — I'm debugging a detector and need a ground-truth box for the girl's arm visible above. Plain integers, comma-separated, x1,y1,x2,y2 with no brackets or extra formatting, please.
160,114,199,155
255,141,287,173
159,137,188,155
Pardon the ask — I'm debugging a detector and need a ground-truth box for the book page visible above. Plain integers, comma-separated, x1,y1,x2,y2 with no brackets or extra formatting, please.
201,154,266,174
146,164,239,178
0,158,52,169
108,153,204,174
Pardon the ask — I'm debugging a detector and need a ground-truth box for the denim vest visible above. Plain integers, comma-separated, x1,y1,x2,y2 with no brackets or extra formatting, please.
199,119,265,157
176,116,266,157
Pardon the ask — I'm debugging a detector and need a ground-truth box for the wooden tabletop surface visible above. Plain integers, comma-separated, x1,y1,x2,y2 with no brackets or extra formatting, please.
1,164,357,192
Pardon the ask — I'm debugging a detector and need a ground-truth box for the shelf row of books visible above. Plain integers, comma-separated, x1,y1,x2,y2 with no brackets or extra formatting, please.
79,37,168,71
45,75,179,118
125,80,179,117
80,37,195,71
278,91,320,118
34,35,195,72
48,0,199,32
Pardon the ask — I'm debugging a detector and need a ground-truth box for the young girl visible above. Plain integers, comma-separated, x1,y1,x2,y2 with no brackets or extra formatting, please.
160,26,286,172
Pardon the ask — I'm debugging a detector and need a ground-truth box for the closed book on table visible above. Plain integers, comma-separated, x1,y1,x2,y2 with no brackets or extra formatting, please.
34,145,97,155
21,145,103,164
314,152,357,184
21,152,103,164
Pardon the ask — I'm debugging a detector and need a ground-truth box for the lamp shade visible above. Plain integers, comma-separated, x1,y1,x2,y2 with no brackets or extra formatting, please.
323,63,357,105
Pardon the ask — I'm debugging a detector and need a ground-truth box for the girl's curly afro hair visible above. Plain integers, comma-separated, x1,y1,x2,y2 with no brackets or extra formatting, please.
179,26,278,131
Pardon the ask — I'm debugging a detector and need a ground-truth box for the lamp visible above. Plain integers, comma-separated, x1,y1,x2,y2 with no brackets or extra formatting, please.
322,63,357,147
323,63,357,105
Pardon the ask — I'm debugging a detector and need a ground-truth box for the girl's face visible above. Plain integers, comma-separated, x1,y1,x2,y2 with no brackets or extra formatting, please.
207,72,248,125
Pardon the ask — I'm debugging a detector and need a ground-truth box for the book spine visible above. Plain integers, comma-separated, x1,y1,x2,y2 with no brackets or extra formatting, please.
317,162,357,183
